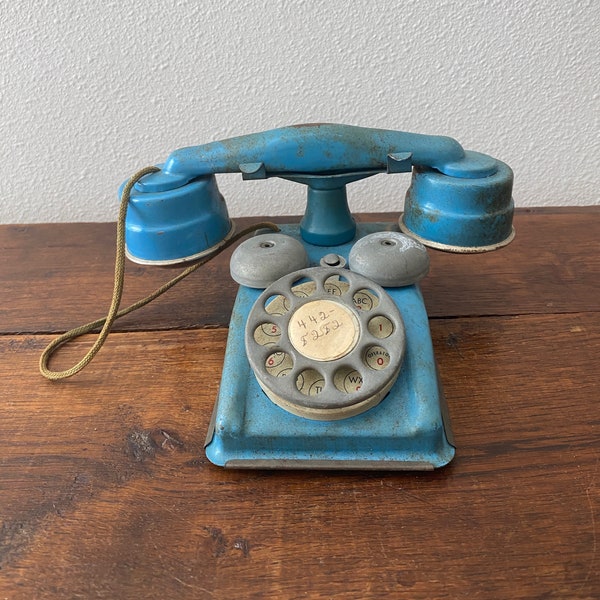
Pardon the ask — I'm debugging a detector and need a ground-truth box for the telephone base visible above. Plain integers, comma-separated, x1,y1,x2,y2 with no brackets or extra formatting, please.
204,223,455,470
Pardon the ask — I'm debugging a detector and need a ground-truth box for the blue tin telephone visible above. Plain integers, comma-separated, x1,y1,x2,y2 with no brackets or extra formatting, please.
45,124,515,470
124,124,514,470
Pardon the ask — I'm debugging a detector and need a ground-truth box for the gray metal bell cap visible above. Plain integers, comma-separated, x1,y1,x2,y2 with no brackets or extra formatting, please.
348,231,430,287
230,233,309,288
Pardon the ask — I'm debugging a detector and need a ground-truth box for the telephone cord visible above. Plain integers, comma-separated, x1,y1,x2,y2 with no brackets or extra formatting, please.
39,166,280,380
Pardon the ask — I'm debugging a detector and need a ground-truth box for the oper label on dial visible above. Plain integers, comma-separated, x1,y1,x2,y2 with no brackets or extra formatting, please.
364,346,391,370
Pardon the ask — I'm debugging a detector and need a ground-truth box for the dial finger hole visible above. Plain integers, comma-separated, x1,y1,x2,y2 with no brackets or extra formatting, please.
296,368,325,396
253,322,282,346
264,294,290,315
367,315,394,339
333,366,363,393
265,351,293,377
324,274,350,296
291,276,316,298
352,288,380,311
364,345,391,370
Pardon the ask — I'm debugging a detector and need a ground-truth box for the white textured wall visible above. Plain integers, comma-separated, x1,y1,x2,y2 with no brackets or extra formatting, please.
1,0,598,223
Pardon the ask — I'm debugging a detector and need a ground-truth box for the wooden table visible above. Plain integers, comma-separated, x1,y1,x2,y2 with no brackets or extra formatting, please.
1,208,599,599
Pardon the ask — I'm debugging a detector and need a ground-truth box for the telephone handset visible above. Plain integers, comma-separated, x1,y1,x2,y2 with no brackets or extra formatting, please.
45,124,515,470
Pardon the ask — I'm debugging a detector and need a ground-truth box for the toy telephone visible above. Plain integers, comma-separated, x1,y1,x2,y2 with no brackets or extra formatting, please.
41,124,514,470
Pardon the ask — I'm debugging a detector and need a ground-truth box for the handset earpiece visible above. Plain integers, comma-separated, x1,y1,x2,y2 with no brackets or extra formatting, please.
122,172,233,265
400,152,515,253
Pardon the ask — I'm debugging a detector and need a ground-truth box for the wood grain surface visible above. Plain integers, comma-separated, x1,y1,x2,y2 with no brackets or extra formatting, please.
1,208,599,599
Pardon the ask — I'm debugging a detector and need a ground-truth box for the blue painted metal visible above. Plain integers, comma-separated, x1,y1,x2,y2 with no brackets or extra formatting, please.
122,173,232,264
204,223,455,469
135,124,469,194
283,171,380,245
400,151,515,252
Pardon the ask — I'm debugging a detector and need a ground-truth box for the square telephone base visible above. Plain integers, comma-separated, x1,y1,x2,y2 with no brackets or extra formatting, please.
204,223,455,470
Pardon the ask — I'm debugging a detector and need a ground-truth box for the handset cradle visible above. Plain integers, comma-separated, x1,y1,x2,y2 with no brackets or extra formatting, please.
123,123,515,469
